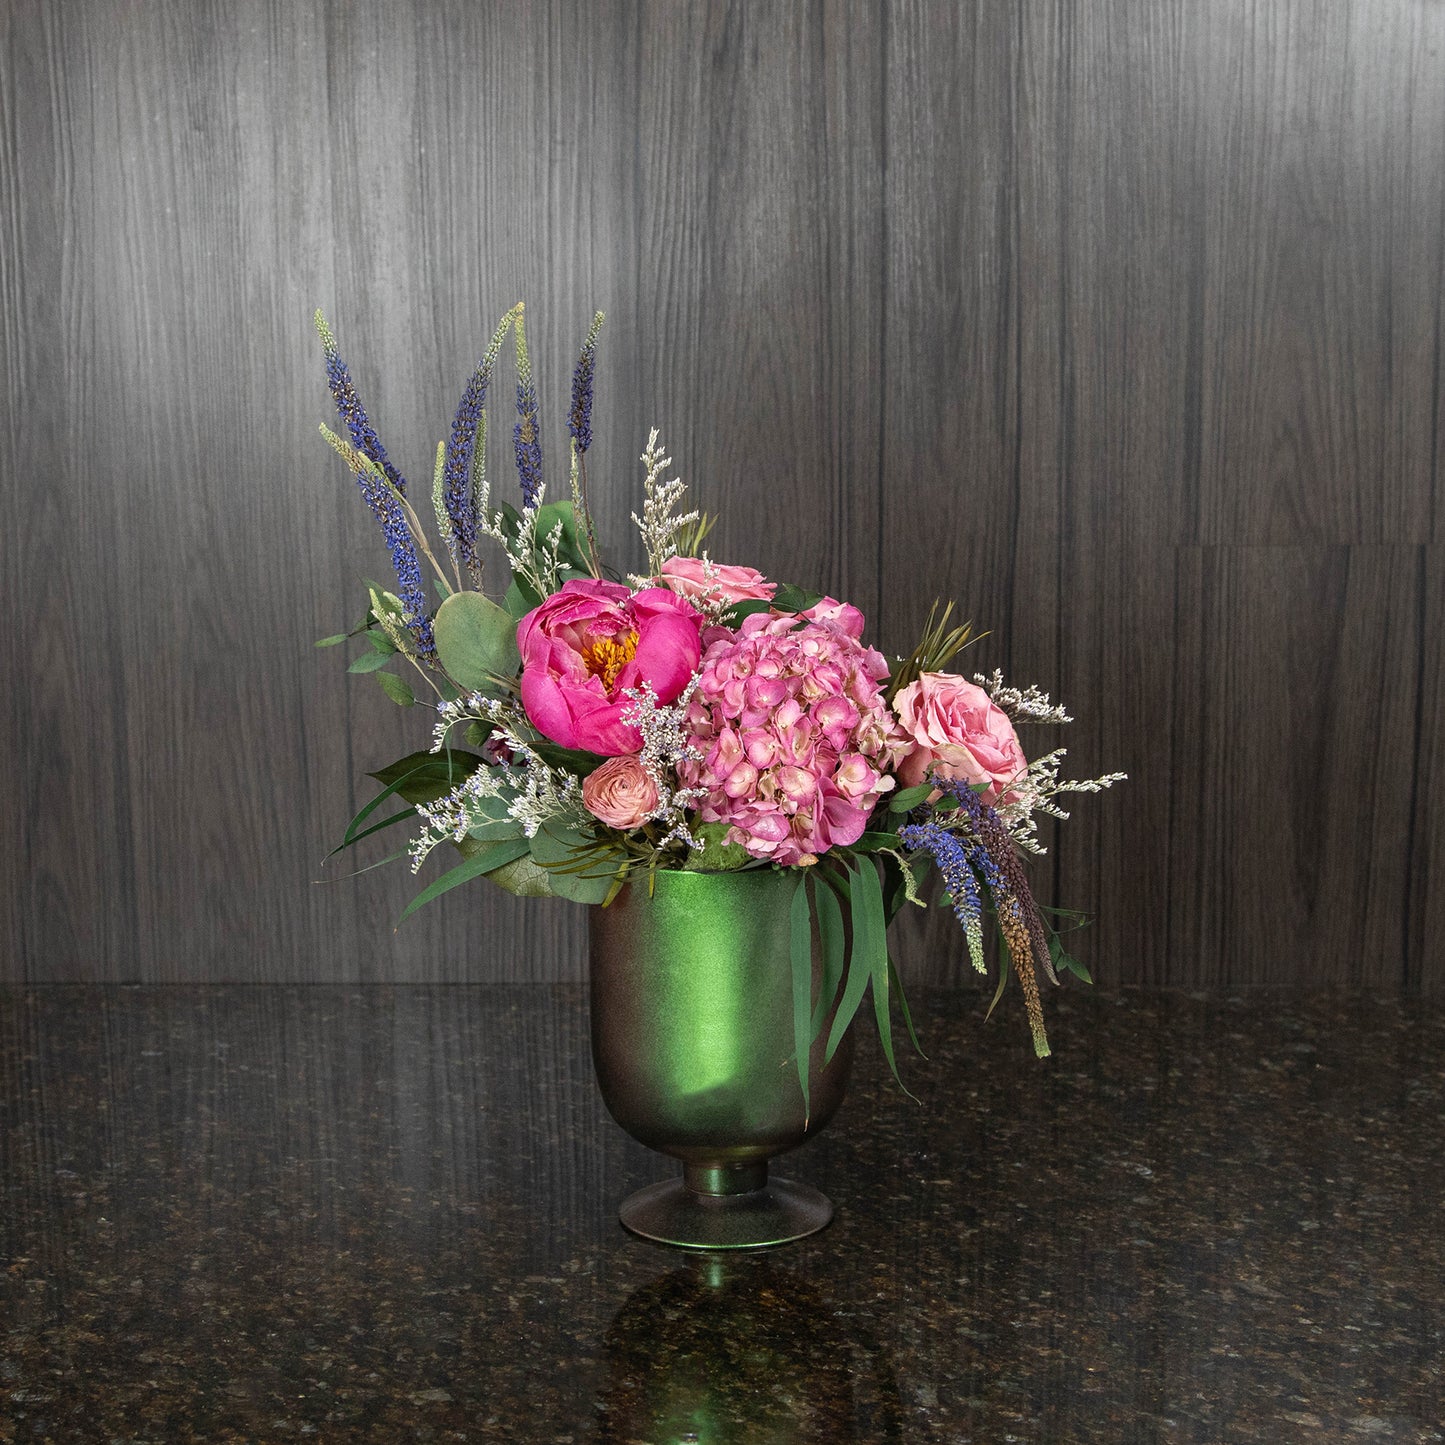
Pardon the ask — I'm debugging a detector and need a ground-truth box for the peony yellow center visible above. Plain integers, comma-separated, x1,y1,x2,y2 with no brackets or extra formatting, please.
581,629,638,693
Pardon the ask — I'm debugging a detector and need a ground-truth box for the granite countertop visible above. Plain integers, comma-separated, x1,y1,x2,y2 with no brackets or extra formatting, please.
1,984,1441,1443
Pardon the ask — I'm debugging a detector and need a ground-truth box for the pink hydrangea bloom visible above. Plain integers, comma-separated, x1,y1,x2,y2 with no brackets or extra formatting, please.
679,610,907,865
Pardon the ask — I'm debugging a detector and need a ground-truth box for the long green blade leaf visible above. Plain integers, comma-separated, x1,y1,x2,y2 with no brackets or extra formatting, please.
789,875,813,1124
889,955,926,1058
855,859,912,1095
327,807,416,857
809,876,846,1043
341,764,433,846
396,839,530,925
824,863,874,1064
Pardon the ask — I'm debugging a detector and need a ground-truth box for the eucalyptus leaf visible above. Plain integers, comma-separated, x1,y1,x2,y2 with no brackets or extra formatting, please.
505,576,542,619
315,634,348,648
486,852,558,898
347,649,393,674
433,591,521,692
375,671,415,707
465,819,526,842
534,499,592,573
364,630,397,655
529,821,620,903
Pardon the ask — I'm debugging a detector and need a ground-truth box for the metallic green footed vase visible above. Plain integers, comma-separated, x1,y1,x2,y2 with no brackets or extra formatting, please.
589,868,855,1251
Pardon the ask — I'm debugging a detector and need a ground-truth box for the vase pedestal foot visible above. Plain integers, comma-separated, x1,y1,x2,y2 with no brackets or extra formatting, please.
618,1163,833,1251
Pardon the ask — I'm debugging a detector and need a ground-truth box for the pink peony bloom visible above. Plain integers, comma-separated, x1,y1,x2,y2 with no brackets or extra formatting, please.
582,754,659,830
893,672,1028,803
517,578,704,755
679,609,907,866
659,556,777,606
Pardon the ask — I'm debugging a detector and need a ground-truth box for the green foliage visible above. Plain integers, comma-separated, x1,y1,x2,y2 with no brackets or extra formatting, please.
770,581,824,614
528,820,623,904
433,591,521,692
376,672,415,706
789,876,814,1121
683,822,752,871
347,648,393,674
397,839,532,925
369,750,485,804
808,877,846,1044
888,784,934,813
487,852,558,898
534,500,594,575
888,600,980,702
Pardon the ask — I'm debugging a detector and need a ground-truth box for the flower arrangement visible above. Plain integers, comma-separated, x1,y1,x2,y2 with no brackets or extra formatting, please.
316,305,1124,1095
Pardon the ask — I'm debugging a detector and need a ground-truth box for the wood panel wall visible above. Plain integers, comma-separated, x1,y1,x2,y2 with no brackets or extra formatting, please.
3,0,1441,989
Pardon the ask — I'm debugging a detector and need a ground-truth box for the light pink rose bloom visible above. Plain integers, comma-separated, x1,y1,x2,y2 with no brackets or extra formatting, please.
659,555,777,605
893,672,1028,803
582,754,659,830
517,578,704,755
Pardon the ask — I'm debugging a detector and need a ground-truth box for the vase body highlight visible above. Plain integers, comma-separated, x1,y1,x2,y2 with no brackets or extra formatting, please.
589,867,854,1249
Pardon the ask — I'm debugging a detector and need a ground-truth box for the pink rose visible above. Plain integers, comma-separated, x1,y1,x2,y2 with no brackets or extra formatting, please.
517,579,704,755
659,556,777,605
893,672,1028,803
582,755,659,830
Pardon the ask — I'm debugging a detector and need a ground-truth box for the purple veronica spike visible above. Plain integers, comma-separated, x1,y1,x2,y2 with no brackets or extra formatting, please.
512,309,544,509
933,775,1057,989
353,463,435,659
316,315,408,498
444,361,491,582
898,821,984,929
514,377,543,509
567,313,604,454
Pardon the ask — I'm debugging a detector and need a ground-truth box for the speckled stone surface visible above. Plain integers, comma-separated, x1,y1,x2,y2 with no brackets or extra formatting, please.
1,985,1442,1443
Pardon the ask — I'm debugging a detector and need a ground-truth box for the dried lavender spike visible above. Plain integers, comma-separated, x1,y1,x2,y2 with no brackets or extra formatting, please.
567,311,604,454
315,311,408,498
443,308,517,583
512,304,544,509
320,426,434,660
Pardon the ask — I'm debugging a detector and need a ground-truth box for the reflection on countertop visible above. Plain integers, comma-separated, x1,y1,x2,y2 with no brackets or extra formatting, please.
2,984,1442,1442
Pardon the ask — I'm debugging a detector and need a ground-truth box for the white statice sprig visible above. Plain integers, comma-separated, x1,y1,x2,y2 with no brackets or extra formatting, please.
974,669,1073,725
410,695,587,871
991,748,1129,854
619,677,708,853
630,428,699,581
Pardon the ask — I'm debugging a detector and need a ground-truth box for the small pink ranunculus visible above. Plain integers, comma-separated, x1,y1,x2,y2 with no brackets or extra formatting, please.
893,672,1028,803
582,755,659,831
517,578,704,755
659,556,777,606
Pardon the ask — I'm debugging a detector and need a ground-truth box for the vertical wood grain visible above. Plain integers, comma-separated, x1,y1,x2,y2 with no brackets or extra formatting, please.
1,0,1441,989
